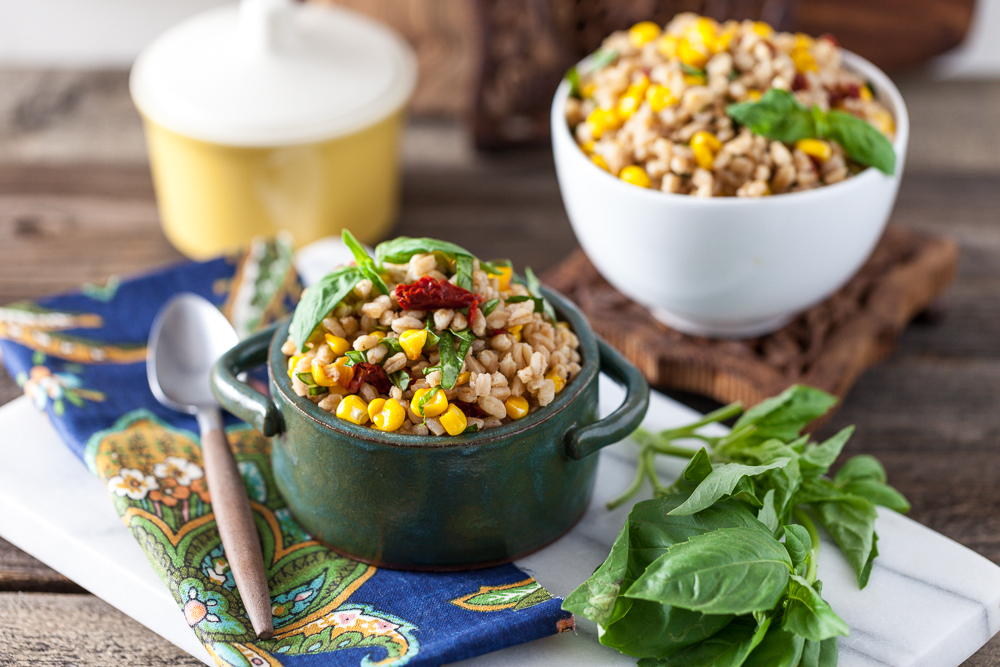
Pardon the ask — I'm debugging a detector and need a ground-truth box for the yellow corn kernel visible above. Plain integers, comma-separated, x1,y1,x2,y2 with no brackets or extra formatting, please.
324,334,350,357
752,21,774,38
716,26,737,52
692,145,715,170
336,395,369,425
288,354,304,379
370,331,386,340
693,17,718,50
645,84,677,112
859,85,873,102
580,140,595,155
457,372,471,386
629,21,661,47
373,398,406,432
619,165,651,188
677,38,709,69
795,138,833,162
505,396,530,420
399,328,428,361
691,131,722,152
683,73,707,86
367,398,387,421
509,324,524,341
586,107,622,139
746,89,762,101
411,387,448,418
871,109,895,137
439,404,469,436
657,34,679,58
792,48,818,73
617,93,642,120
591,154,610,172
331,356,354,388
311,358,338,387
794,33,815,50
581,81,596,98
545,371,566,394
489,265,513,291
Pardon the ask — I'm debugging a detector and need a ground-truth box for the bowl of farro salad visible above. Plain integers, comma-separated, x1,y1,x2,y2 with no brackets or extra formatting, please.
551,14,908,337
212,231,649,569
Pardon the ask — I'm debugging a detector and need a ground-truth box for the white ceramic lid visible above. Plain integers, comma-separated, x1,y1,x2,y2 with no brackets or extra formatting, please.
130,0,417,146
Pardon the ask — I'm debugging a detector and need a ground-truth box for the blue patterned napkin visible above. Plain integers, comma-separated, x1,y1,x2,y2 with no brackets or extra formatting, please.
0,240,573,667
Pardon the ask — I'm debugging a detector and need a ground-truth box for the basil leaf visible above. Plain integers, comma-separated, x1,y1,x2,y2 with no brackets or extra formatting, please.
835,454,887,483
734,385,837,444
811,494,878,588
782,574,850,641
388,369,411,392
726,89,815,144
463,423,479,434
504,295,532,303
837,478,910,513
636,616,766,667
743,625,805,667
680,62,706,77
668,448,714,494
523,267,558,324
566,65,582,98
379,336,404,355
344,350,367,367
296,372,316,387
625,525,792,615
782,524,812,577
342,229,389,296
668,458,792,516
756,489,779,534
481,298,500,316
455,254,475,291
423,317,440,345
799,426,854,479
436,331,461,389
562,522,631,627
375,236,476,267
289,266,363,352
824,109,896,175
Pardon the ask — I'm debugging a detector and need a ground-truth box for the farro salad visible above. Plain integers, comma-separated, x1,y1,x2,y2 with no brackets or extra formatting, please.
282,231,582,437
565,14,897,197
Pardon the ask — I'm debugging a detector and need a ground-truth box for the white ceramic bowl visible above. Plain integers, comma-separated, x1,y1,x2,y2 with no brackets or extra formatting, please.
551,51,909,338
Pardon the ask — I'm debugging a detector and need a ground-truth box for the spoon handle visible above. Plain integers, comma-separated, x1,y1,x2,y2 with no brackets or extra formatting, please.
197,408,274,640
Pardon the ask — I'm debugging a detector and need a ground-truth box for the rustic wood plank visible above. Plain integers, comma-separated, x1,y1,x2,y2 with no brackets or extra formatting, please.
0,593,203,666
0,539,84,594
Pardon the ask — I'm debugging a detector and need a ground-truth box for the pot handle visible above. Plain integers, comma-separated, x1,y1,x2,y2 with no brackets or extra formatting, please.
211,323,284,437
565,338,649,460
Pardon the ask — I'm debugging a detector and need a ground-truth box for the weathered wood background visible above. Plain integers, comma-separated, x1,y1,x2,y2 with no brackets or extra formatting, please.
1,67,1000,664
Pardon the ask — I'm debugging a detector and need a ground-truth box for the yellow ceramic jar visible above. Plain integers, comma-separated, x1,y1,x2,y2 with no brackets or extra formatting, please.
131,0,417,260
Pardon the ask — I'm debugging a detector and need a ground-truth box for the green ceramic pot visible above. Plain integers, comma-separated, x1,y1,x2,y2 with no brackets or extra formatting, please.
212,287,648,570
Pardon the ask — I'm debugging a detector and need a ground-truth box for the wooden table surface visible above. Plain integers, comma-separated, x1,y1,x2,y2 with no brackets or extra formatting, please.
1,70,1000,666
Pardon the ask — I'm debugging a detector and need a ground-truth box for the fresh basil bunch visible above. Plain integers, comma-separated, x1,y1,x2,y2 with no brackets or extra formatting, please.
564,385,908,666
726,89,895,175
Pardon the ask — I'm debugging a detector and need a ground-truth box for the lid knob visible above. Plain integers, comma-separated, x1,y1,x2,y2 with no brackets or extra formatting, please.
239,0,299,56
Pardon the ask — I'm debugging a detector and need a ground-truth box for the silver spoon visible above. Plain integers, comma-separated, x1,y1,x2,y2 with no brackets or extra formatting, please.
147,293,273,640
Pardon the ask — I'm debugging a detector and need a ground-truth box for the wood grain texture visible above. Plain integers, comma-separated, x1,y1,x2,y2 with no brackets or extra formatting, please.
0,539,84,594
0,593,204,666
541,225,959,424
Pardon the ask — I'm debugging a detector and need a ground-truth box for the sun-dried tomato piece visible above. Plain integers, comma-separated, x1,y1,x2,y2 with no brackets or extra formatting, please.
453,400,488,420
395,276,481,324
346,363,392,395
792,73,808,92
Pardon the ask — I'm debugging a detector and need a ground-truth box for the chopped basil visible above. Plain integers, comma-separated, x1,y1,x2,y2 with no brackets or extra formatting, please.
510,268,558,324
307,385,327,397
481,298,500,316
455,255,475,291
374,237,484,290
389,369,411,392
566,49,619,98
464,424,480,434
680,62,706,77
289,265,363,352
296,372,316,386
342,229,390,296
344,350,367,367
379,336,404,355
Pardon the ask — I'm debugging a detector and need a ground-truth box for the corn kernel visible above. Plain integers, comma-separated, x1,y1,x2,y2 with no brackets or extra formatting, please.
752,21,774,38
629,21,661,47
792,49,818,73
692,17,718,51
490,265,513,291
794,33,815,50
323,333,350,357
580,140,595,155
692,144,715,170
617,93,642,120
716,26,737,52
288,354,304,379
545,371,566,394
332,356,354,388
691,131,722,152
859,85,873,102
683,73,706,86
581,82,596,98
411,387,448,418
871,109,895,137
645,84,677,112
311,358,338,387
657,35,679,58
367,398,386,421
586,108,622,139
619,165,651,188
370,331,386,340
746,89,762,101
439,404,469,436
457,372,471,386
591,154,610,172
677,38,709,69
373,398,406,432
795,138,833,162
505,396,530,420
336,395,369,425
399,328,428,361
509,324,524,341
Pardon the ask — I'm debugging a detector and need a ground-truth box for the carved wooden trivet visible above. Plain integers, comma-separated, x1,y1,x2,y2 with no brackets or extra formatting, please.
542,224,959,414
